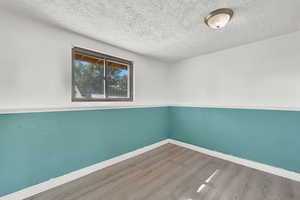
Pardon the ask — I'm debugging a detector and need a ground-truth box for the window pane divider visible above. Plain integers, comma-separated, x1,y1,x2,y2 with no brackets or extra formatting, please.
104,58,107,99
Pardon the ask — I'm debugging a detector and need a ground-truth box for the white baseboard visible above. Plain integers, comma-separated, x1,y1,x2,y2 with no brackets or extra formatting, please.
1,139,170,200
169,139,300,183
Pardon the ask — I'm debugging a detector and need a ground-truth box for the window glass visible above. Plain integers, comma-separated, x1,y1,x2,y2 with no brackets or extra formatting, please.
73,54,105,99
72,47,133,101
106,60,129,98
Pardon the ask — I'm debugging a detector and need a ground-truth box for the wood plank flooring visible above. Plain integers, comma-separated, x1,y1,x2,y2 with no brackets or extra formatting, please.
26,144,300,200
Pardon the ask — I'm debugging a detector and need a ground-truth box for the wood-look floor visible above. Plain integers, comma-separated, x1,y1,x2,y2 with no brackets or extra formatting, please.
26,144,300,200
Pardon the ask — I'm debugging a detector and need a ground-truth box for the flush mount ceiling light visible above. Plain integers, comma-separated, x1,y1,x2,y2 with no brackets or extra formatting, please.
204,8,234,29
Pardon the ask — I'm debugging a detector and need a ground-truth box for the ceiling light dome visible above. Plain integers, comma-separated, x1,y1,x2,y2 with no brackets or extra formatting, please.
204,8,233,29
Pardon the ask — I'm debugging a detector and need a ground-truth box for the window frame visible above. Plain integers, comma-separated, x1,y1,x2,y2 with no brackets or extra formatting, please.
72,47,133,102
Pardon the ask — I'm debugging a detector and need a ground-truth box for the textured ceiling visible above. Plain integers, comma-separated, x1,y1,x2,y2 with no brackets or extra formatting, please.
1,0,300,62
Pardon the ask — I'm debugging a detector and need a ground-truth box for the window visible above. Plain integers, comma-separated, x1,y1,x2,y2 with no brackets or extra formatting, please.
72,47,133,101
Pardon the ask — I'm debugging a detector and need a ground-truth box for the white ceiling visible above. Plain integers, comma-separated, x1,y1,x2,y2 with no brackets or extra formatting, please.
1,0,300,62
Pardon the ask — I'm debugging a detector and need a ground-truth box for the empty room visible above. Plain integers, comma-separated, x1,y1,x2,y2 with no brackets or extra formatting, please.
1,0,300,199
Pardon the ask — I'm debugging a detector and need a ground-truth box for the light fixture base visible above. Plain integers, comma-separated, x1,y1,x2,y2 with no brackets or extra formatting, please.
204,8,234,29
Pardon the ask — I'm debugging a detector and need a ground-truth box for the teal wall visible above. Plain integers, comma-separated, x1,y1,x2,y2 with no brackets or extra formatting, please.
2,106,300,196
0,107,169,196
170,106,300,174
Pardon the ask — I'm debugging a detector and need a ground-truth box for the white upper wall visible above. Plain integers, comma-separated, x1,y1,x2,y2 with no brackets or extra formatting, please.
0,10,170,112
169,31,300,109
1,9,300,112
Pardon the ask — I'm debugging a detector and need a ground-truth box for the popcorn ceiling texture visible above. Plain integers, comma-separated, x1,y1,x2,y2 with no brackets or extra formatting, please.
1,0,300,62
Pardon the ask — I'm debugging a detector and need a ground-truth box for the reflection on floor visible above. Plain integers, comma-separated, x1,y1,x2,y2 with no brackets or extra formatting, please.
26,143,300,200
